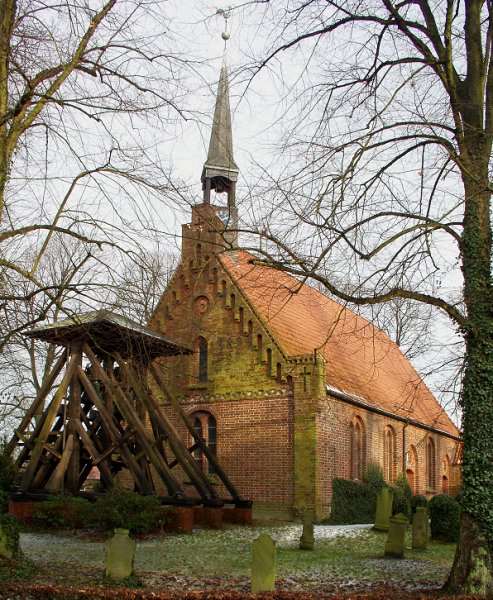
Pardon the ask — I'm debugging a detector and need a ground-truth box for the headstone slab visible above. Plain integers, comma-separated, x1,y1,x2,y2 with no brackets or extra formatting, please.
105,528,136,580
384,513,408,558
299,508,315,551
412,506,428,549
251,533,276,593
373,487,394,532
0,522,13,559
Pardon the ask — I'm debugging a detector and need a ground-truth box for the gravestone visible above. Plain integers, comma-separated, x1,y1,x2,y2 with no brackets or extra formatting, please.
384,513,408,558
105,528,136,580
251,533,276,593
0,514,20,559
373,487,394,532
412,507,428,549
299,509,315,550
0,521,13,559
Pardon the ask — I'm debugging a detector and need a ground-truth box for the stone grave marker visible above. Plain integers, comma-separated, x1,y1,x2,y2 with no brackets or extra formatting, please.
0,521,13,559
384,513,408,558
412,507,428,549
251,533,276,593
299,509,315,550
0,515,20,559
373,487,393,532
105,528,136,580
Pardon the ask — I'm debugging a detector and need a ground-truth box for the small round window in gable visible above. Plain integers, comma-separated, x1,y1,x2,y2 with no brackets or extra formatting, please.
194,295,210,315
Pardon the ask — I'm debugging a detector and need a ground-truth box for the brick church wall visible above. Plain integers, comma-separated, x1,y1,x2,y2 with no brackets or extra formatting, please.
319,394,460,516
158,392,295,518
146,204,460,521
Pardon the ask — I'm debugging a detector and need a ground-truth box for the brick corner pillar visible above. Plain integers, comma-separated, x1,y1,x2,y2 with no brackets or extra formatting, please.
293,352,326,521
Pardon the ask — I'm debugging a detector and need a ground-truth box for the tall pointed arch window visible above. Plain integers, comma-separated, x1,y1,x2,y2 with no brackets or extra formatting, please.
441,455,450,494
198,336,208,383
406,445,418,494
383,426,396,482
426,437,436,489
350,417,365,480
191,411,217,475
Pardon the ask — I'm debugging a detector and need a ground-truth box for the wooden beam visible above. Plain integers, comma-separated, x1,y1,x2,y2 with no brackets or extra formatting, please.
150,363,243,502
83,346,185,499
121,359,216,500
41,443,62,460
13,430,32,450
31,431,65,489
67,344,83,492
19,356,77,492
91,428,135,465
6,350,67,456
77,365,154,494
46,434,74,491
74,420,114,488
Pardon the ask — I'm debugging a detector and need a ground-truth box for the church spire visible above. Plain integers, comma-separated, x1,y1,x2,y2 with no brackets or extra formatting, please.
201,15,239,210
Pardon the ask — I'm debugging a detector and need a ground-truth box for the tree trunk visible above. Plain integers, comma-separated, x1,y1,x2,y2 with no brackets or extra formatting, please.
444,167,493,595
0,0,16,224
446,514,493,596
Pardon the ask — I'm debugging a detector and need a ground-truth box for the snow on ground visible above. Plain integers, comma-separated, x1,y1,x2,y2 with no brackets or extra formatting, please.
235,523,372,547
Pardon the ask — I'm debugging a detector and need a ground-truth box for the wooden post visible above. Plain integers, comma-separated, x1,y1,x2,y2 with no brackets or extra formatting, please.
150,364,244,502
83,345,185,499
19,356,77,492
6,350,67,456
119,357,218,501
67,343,83,492
77,366,154,494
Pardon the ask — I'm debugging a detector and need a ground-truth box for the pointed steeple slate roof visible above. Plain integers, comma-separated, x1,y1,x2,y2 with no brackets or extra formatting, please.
202,57,239,185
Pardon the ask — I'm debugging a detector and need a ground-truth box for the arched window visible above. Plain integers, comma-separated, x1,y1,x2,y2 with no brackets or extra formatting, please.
248,320,253,338
266,348,272,375
441,455,450,494
406,445,418,494
350,417,365,480
191,411,217,475
198,336,208,383
426,438,436,489
257,334,263,364
383,426,396,482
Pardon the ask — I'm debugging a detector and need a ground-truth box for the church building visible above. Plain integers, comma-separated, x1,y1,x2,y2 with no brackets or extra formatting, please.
149,52,461,520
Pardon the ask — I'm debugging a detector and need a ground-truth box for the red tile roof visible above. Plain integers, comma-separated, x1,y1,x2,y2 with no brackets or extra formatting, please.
220,250,459,437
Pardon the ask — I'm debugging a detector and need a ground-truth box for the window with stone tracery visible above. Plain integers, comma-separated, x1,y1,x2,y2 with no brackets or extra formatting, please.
350,417,365,480
426,437,436,489
190,411,217,475
198,336,208,383
383,426,396,482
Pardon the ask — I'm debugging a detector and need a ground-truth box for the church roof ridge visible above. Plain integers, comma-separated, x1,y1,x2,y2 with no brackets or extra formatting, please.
219,249,459,437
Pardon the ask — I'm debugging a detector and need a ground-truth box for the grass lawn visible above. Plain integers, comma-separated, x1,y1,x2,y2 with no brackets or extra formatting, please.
7,522,457,596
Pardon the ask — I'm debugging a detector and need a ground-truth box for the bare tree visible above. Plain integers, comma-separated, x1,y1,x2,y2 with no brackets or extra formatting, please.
237,0,492,594
0,235,104,434
0,0,199,442
104,245,179,323
0,0,193,327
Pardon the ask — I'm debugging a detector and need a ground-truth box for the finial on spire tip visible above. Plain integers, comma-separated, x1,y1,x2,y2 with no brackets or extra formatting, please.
216,7,231,45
